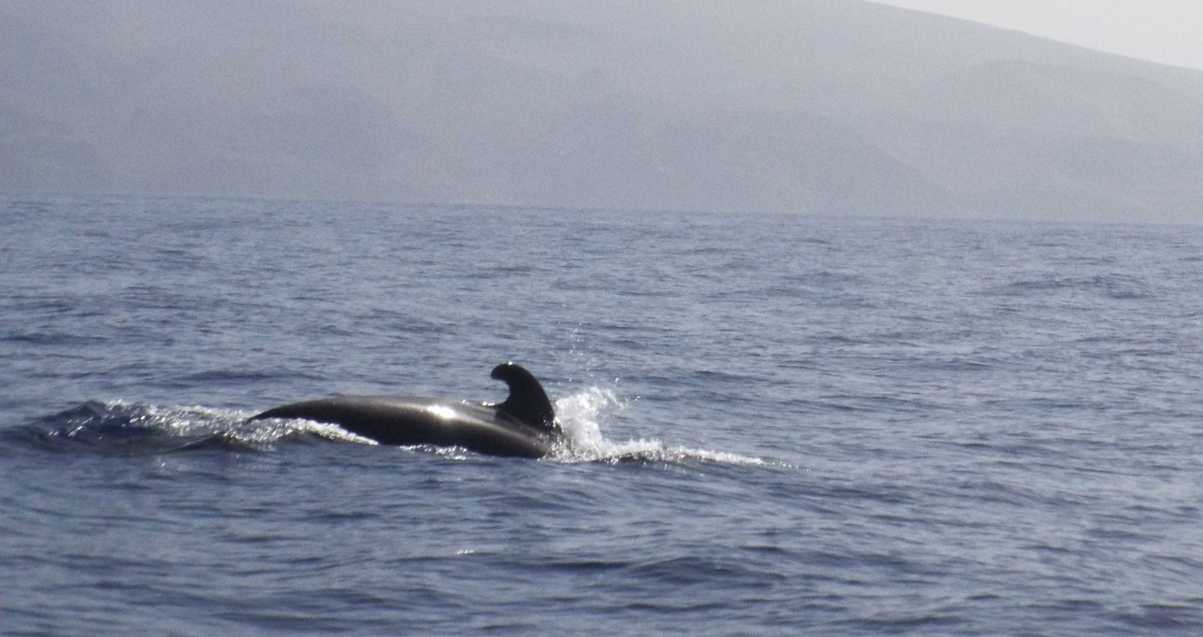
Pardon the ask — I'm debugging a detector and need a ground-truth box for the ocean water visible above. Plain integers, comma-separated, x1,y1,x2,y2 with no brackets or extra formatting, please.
3,194,1203,635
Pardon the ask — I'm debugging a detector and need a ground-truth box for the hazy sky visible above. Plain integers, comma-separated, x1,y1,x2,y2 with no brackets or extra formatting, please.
874,0,1203,70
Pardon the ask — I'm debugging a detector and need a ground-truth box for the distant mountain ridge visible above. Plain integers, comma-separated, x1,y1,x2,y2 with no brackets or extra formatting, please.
2,1,1201,221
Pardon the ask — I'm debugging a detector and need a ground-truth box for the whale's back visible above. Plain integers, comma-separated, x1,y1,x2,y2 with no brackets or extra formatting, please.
253,396,553,458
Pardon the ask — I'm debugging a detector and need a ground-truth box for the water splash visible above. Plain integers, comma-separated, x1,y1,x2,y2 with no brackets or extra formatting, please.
554,385,625,451
550,387,770,466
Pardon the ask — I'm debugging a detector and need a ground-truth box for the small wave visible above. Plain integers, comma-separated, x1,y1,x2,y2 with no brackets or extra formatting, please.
175,370,290,384
3,331,108,346
552,440,775,466
979,274,1153,300
780,269,867,286
2,198,52,216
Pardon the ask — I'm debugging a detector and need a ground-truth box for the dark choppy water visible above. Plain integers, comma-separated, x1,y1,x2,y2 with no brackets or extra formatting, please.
4,194,1203,635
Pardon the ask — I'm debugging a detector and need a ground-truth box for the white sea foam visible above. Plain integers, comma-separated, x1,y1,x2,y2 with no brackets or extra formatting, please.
87,394,770,465
96,400,377,448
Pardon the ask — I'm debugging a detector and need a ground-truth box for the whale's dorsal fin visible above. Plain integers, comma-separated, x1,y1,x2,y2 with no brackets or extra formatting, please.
491,362,557,433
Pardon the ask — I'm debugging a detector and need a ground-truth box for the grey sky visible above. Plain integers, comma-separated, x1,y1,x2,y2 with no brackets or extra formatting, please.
874,0,1203,70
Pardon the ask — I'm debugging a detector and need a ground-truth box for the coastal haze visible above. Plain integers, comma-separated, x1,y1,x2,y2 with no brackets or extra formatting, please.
3,0,1203,221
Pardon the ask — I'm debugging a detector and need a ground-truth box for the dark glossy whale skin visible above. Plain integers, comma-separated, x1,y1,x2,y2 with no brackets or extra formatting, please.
250,363,560,458
253,396,553,457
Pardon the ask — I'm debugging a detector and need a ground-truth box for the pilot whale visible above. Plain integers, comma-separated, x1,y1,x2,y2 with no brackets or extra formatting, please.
251,362,561,458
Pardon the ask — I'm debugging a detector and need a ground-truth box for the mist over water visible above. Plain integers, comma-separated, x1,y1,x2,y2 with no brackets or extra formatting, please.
4,195,1203,634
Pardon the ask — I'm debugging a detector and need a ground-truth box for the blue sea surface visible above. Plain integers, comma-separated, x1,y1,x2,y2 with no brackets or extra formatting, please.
3,194,1203,635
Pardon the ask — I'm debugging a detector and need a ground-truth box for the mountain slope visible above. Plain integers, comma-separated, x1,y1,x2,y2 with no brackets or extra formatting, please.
2,1,1201,221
